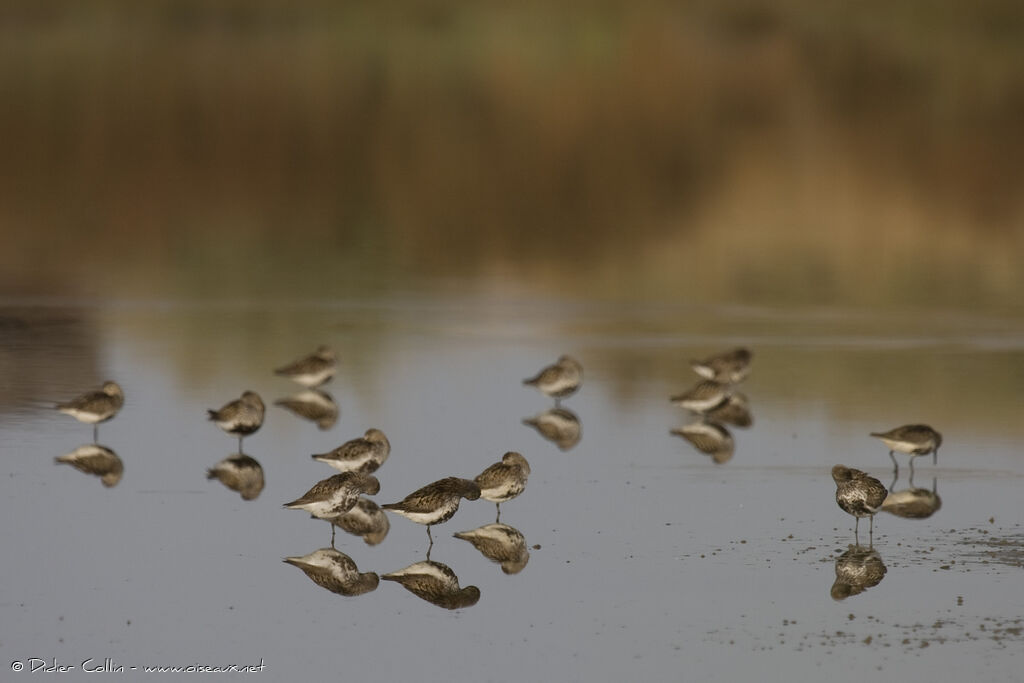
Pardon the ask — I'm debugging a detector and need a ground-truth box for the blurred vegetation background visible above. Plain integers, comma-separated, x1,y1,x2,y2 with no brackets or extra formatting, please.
2,0,1023,309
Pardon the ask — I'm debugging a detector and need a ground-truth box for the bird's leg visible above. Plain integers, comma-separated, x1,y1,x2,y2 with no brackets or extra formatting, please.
868,515,875,548
427,525,433,545
933,446,938,466
909,456,917,483
854,517,860,545
93,424,99,443
889,470,898,492
495,503,501,524
889,450,899,476
238,434,244,453
331,523,336,548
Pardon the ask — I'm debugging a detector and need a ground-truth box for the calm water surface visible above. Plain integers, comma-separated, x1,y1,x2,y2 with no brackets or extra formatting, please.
3,296,1024,682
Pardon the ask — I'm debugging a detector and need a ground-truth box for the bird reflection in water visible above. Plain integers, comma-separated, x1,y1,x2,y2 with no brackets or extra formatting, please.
381,560,480,610
454,523,530,574
283,548,379,597
830,545,887,601
671,421,735,464
327,497,391,546
522,407,582,451
703,392,753,428
881,476,941,520
206,454,265,501
55,444,124,487
274,389,339,430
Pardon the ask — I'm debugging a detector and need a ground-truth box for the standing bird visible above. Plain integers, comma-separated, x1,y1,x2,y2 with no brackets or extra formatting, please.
312,428,391,474
283,548,379,597
832,465,888,544
55,381,124,442
55,444,124,487
283,472,381,547
381,477,481,546
523,355,583,404
274,345,337,388
381,560,480,610
473,452,530,521
207,454,265,501
690,347,752,384
670,380,730,414
207,391,265,451
870,424,942,475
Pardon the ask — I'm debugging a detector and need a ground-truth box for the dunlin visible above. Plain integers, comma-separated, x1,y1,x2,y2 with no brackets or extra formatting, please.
274,345,337,387
283,471,381,520
454,523,530,574
381,560,480,610
690,347,752,384
283,548,379,597
522,407,582,451
207,454,265,501
870,424,942,474
207,391,265,451
274,389,338,430
327,496,391,546
55,444,123,487
381,477,480,544
312,428,390,474
830,545,887,601
670,380,730,414
523,355,583,404
56,381,124,442
671,421,735,464
473,452,530,521
832,464,887,543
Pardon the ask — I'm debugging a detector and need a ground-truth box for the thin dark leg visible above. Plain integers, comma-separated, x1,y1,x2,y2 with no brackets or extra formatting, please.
889,450,898,476
238,434,243,453
427,525,433,545
854,517,860,545
93,424,99,443
495,502,501,523
868,515,875,548
889,470,898,492
331,523,336,548
933,446,938,466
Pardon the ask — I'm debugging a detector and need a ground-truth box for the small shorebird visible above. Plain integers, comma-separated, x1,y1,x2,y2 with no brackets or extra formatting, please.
207,454,265,501
691,347,752,384
283,548,379,597
381,477,481,545
454,523,530,574
870,424,942,475
381,560,480,610
671,421,735,464
56,381,124,442
327,497,391,546
55,444,124,487
274,345,337,387
207,391,265,451
284,472,380,518
670,380,730,414
312,428,391,474
522,407,582,451
474,452,530,521
832,465,887,544
830,545,887,601
523,355,583,404
274,389,338,430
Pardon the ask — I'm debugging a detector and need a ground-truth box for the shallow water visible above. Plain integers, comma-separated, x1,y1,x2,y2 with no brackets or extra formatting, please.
2,297,1024,681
